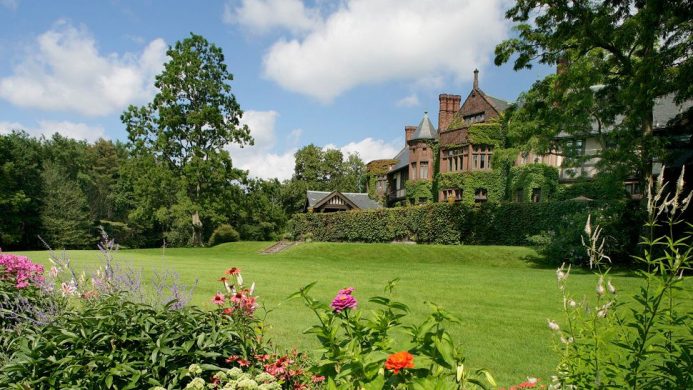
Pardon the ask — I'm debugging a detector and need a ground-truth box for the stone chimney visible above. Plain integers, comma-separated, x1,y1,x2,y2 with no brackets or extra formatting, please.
473,68,479,90
405,125,416,144
438,94,461,131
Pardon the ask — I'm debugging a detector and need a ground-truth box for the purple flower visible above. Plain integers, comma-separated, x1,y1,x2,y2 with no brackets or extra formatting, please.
331,291,357,313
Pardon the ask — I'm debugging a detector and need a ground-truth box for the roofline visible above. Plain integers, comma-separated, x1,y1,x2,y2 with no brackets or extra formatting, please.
312,191,360,210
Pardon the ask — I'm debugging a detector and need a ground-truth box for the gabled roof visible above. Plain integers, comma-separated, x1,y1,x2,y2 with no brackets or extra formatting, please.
411,112,438,141
306,191,382,210
484,93,511,112
391,146,409,171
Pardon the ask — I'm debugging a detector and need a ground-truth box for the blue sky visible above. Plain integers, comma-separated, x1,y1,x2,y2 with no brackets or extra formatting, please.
0,0,552,180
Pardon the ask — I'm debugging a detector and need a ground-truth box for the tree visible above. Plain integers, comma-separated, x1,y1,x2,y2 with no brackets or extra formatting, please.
40,162,93,248
292,144,366,192
495,0,693,182
122,33,252,246
0,131,43,249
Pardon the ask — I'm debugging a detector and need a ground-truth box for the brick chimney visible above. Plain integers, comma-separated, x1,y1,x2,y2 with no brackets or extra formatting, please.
438,94,461,131
473,68,479,90
405,125,416,144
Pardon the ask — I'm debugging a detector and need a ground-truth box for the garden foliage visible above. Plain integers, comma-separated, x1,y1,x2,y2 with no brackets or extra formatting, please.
208,224,241,246
548,168,693,388
290,200,640,264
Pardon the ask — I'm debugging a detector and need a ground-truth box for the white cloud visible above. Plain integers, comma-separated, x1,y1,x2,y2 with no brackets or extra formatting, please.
228,110,297,181
324,137,401,163
0,21,167,116
261,0,507,102
0,120,107,142
228,109,399,180
224,0,321,34
396,93,420,107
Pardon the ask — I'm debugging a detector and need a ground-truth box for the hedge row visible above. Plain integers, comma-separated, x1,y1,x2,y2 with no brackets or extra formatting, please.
289,200,640,247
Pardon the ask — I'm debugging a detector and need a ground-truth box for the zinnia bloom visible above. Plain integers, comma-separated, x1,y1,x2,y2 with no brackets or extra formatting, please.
385,351,414,374
331,292,357,313
212,292,225,305
338,287,354,295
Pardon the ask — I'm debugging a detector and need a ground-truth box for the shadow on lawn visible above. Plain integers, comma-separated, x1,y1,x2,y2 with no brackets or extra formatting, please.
521,251,640,277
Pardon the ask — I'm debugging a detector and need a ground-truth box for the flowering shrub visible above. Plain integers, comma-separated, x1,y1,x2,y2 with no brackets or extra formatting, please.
0,292,259,388
549,168,693,389
0,252,44,289
0,252,65,365
171,364,281,389
292,280,496,389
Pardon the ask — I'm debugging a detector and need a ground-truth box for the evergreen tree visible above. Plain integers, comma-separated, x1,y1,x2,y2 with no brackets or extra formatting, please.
40,162,93,248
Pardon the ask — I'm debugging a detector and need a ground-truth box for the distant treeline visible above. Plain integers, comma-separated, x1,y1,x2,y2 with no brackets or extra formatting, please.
0,132,365,250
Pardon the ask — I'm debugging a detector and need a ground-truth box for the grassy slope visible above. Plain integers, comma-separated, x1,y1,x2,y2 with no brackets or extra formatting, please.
14,242,690,385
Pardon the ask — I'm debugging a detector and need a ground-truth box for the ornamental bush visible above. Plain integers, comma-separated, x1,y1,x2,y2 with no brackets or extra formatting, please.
209,224,241,246
290,200,640,263
0,292,264,389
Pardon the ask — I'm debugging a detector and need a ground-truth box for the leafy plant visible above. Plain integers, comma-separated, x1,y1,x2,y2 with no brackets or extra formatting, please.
0,292,260,389
209,224,241,246
549,168,693,388
291,281,495,389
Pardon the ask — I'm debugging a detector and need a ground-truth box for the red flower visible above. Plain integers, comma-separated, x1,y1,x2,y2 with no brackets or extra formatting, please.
255,354,270,362
225,267,241,275
385,351,414,374
223,307,234,315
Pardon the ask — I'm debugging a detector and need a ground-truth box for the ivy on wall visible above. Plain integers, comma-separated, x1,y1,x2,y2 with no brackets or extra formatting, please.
508,164,559,202
365,159,397,204
405,180,433,203
437,170,506,205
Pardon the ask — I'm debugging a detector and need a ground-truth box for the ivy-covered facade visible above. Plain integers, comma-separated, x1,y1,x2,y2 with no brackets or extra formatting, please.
366,69,558,207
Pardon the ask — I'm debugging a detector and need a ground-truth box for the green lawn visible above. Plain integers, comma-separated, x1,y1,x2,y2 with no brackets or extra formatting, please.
12,242,691,386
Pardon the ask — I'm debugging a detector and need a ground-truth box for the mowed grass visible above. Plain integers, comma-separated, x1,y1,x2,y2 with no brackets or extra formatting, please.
13,242,692,385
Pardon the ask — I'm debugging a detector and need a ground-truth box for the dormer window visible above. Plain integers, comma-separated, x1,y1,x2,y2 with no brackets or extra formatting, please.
464,112,486,124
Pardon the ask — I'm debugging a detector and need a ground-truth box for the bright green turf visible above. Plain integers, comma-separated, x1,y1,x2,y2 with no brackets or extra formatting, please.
12,242,692,386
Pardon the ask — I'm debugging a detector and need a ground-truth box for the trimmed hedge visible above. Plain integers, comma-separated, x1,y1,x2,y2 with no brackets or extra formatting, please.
290,200,640,251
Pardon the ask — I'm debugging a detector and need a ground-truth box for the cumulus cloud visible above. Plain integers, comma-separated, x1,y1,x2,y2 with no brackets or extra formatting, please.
227,110,297,181
0,120,107,142
396,94,420,107
0,21,167,116
223,0,321,34
228,110,400,180
324,137,401,164
259,0,507,102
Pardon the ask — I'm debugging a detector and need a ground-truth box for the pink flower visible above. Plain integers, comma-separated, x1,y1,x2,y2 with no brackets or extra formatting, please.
212,292,225,305
338,287,354,295
331,292,357,313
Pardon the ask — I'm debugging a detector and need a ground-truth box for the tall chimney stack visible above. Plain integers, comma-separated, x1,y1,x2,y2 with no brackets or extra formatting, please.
405,125,416,144
438,94,461,131
473,68,479,90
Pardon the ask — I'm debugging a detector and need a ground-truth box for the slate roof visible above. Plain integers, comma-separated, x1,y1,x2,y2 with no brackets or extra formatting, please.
411,112,438,141
306,191,382,210
556,94,693,137
391,146,409,171
484,94,511,112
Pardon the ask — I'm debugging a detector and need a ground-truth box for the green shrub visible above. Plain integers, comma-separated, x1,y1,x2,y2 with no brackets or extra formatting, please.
0,293,262,389
290,200,641,263
208,224,240,246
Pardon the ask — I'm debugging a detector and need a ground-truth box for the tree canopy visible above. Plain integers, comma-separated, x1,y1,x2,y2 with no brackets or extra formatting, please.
496,0,693,181
122,33,252,245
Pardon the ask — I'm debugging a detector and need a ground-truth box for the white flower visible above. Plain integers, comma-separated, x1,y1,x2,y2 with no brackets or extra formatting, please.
567,299,577,308
60,281,77,297
607,279,616,294
236,273,244,286
556,263,570,282
184,377,206,389
49,266,59,278
249,282,255,295
584,214,592,237
547,319,560,331
596,276,605,296
560,336,574,344
527,377,538,384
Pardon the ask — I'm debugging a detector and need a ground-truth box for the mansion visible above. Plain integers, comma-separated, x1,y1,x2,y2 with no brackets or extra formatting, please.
367,70,692,206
